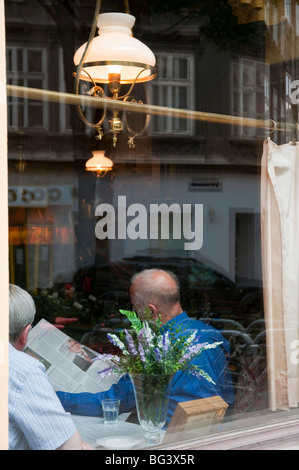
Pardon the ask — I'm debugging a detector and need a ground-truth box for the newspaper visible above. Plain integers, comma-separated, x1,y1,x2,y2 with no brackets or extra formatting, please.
26,318,119,393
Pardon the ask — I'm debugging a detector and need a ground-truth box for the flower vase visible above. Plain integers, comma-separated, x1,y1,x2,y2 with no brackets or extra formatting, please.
130,373,174,445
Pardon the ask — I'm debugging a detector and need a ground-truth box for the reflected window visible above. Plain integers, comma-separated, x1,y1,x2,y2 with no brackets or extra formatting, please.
149,53,194,135
6,46,48,129
231,58,270,138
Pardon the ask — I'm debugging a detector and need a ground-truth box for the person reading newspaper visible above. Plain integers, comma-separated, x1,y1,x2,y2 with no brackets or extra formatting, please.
57,269,234,426
8,284,94,450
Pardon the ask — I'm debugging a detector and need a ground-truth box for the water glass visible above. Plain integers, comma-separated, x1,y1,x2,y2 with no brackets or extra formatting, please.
102,399,120,425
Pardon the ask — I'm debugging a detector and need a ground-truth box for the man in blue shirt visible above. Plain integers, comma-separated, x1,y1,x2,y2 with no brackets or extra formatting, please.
57,269,234,426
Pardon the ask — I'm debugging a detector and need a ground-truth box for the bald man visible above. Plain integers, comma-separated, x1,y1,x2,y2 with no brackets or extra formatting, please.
57,269,235,426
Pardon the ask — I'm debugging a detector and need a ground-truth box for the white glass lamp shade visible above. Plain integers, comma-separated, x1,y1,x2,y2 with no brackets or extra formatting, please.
85,151,113,172
74,12,156,84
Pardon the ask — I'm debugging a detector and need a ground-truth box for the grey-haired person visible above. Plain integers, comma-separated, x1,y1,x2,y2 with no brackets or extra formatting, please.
8,284,93,450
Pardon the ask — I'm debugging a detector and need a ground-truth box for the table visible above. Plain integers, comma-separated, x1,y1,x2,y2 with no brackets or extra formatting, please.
71,413,164,449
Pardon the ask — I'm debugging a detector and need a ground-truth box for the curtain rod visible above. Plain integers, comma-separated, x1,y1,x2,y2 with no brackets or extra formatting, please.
6,84,299,134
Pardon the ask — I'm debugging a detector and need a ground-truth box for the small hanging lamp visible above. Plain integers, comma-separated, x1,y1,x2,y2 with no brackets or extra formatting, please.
85,150,113,177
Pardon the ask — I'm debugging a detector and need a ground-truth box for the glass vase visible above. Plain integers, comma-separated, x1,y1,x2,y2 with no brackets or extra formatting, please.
130,373,174,445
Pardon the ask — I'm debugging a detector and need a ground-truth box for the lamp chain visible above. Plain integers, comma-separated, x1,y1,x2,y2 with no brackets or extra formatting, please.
124,0,130,14
74,0,102,130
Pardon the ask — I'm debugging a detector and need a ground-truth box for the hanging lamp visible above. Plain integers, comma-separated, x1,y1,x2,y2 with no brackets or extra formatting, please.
74,12,156,85
74,1,156,148
85,150,114,177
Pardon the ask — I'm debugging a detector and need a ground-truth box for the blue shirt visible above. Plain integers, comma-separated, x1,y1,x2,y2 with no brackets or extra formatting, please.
9,343,77,450
57,312,234,426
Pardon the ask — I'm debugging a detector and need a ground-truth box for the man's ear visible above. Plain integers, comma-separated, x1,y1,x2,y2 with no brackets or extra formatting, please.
148,304,159,321
14,324,31,351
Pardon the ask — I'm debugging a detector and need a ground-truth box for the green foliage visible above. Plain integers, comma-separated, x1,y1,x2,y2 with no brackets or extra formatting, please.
96,310,222,383
119,309,143,332
31,285,105,326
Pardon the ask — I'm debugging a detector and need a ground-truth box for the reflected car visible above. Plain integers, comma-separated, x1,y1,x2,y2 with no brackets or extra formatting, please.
75,254,263,325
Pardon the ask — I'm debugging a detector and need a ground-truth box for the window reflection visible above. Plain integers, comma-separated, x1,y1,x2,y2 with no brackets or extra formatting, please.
5,0,299,447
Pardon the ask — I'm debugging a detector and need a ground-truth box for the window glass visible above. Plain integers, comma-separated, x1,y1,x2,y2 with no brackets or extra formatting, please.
6,46,47,128
149,53,194,135
5,0,299,450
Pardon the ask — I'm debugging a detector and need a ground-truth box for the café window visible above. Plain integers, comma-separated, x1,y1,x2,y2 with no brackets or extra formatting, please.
8,184,77,291
149,53,194,135
6,46,48,129
4,0,299,451
231,58,270,138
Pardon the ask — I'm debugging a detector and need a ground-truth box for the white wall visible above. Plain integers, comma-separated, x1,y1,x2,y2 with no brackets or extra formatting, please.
108,167,261,280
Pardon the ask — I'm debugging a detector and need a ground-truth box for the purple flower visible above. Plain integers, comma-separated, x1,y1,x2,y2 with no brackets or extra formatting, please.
124,330,138,356
92,353,119,362
185,331,197,345
138,342,146,363
179,342,208,363
190,368,215,384
97,366,115,378
107,333,127,354
162,331,170,355
137,322,154,347
154,347,163,363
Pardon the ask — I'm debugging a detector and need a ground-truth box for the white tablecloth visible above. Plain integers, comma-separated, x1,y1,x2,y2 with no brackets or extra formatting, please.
71,413,154,449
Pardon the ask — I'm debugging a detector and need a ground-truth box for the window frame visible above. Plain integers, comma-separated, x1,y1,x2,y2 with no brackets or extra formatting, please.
6,45,48,130
148,52,195,136
231,58,270,139
3,2,299,452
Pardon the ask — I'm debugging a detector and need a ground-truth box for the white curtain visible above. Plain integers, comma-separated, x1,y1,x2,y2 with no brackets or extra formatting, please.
261,138,299,411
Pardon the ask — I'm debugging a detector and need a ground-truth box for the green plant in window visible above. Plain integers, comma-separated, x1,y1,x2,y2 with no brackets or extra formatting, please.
94,309,222,381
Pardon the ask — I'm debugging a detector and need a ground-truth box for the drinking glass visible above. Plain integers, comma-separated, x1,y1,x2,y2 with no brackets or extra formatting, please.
102,399,120,425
